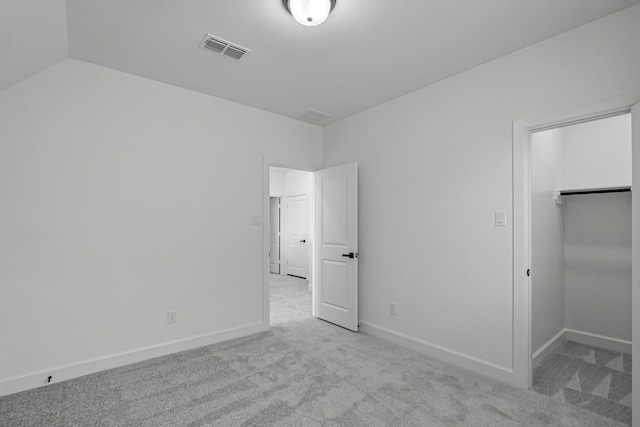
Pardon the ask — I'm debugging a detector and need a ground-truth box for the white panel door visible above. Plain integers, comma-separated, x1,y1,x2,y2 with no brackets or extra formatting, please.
315,163,358,331
286,194,308,278
269,197,280,274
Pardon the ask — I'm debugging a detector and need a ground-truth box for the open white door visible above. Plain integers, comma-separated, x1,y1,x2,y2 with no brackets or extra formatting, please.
315,163,358,331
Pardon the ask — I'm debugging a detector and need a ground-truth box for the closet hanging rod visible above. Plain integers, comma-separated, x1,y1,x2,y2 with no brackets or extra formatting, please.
554,186,631,204
558,187,631,196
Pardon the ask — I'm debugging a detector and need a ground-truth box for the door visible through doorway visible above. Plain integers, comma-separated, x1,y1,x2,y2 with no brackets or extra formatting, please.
285,194,308,279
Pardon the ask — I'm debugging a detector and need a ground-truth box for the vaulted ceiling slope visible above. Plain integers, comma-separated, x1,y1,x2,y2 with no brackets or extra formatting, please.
3,0,640,124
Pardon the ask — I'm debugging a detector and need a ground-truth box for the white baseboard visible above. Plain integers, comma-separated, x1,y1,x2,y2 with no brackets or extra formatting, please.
564,328,632,354
532,328,632,368
0,322,267,397
532,329,566,368
358,321,513,385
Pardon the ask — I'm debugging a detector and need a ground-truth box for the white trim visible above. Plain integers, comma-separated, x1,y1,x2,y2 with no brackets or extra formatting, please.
0,322,266,397
631,101,640,425
565,328,632,354
309,172,316,317
279,197,286,276
532,329,566,368
263,157,271,326
279,194,287,276
359,321,514,385
512,120,532,389
268,196,282,275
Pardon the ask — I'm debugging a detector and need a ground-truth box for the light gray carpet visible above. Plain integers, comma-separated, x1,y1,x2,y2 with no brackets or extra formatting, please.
0,274,628,426
533,340,632,425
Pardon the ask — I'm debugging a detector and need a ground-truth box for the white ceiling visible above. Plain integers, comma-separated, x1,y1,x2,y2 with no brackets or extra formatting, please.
0,0,68,93
3,0,640,124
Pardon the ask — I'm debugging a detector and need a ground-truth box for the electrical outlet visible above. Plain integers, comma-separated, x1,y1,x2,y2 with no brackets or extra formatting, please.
390,303,397,316
167,310,177,324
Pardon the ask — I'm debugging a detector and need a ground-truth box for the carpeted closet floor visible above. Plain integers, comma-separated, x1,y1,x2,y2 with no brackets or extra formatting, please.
533,340,632,425
0,274,629,426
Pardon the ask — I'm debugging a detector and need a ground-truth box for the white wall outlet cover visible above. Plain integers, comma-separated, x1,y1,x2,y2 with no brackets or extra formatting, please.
252,215,262,226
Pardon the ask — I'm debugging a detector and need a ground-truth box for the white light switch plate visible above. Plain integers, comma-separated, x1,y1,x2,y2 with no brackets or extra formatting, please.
167,310,177,324
495,211,506,227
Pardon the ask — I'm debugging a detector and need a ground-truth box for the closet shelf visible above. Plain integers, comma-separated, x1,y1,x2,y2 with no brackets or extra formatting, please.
554,186,631,205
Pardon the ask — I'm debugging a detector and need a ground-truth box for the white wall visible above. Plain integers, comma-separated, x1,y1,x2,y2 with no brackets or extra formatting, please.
324,5,640,379
561,115,632,342
0,59,322,394
561,114,632,190
285,170,313,197
269,168,286,198
563,192,632,340
531,129,565,354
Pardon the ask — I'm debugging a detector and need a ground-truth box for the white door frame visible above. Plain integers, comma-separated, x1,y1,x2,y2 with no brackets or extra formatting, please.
279,196,286,276
512,94,637,389
269,197,281,274
262,157,316,327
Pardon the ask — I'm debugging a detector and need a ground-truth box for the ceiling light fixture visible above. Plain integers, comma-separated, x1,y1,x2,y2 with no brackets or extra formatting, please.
283,0,336,27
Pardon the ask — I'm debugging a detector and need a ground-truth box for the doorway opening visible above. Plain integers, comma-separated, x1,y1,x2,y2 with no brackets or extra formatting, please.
528,113,632,424
512,98,638,389
268,166,315,325
263,160,359,332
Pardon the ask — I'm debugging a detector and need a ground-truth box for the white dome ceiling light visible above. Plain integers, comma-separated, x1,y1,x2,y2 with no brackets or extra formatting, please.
283,0,337,27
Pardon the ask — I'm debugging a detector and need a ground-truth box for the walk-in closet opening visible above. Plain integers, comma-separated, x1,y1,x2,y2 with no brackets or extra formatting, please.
530,113,632,425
